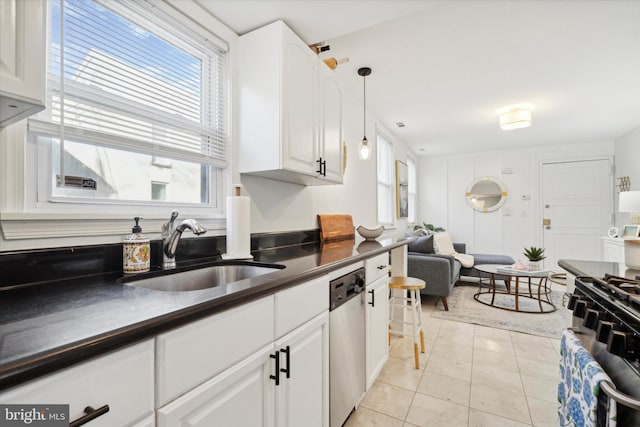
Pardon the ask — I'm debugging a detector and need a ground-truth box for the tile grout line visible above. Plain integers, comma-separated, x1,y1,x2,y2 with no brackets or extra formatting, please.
513,331,535,426
467,324,476,427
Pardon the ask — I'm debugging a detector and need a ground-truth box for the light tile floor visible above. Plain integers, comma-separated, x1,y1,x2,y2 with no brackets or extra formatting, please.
345,296,561,427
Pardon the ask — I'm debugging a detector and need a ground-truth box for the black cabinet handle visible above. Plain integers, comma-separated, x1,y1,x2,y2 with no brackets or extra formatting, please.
270,351,280,385
69,405,110,427
280,345,291,378
369,289,375,307
377,265,387,270
316,158,327,176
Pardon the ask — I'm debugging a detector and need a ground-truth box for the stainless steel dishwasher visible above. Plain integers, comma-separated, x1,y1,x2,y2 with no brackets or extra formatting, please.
329,267,366,427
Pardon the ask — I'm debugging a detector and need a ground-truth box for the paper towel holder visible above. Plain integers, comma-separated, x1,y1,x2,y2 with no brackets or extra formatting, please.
222,185,253,260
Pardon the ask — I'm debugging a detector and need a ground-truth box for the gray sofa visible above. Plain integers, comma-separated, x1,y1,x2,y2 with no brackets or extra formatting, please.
407,234,514,310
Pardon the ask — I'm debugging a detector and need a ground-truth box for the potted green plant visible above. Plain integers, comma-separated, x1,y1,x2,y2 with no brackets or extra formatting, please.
413,222,445,233
523,246,546,271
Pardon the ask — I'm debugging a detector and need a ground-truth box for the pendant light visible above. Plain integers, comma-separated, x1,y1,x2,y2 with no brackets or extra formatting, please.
358,67,372,160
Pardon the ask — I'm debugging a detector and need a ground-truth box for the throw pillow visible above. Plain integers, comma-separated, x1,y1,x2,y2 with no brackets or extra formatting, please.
433,232,455,256
407,235,434,253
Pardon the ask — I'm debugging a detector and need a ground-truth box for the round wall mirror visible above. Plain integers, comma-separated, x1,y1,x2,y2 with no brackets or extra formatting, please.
465,177,507,212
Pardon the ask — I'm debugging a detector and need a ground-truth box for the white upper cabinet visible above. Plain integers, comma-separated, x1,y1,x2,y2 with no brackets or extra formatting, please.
0,0,46,127
238,20,343,185
319,65,343,183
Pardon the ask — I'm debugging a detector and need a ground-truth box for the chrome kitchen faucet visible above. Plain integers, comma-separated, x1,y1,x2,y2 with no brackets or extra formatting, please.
162,210,207,269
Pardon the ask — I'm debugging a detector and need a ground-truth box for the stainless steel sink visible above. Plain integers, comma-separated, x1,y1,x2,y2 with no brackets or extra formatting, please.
120,263,284,292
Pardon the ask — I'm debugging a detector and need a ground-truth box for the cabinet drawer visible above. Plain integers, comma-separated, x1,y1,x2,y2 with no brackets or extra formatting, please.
275,275,328,338
0,340,154,427
365,252,389,283
157,344,273,427
156,296,274,406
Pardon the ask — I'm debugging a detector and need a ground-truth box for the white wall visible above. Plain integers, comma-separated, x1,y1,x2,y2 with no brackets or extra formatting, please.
614,126,640,229
418,141,614,260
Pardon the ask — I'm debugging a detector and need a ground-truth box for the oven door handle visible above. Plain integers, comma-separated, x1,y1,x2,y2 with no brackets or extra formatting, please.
600,380,640,411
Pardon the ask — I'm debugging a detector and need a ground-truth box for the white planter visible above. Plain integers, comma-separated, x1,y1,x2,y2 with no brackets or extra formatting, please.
527,261,542,271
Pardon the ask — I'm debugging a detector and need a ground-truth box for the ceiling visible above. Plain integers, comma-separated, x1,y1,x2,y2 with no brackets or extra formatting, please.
196,0,640,156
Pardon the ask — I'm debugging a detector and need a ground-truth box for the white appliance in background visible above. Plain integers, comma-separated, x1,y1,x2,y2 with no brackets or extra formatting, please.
565,272,576,294
624,238,640,269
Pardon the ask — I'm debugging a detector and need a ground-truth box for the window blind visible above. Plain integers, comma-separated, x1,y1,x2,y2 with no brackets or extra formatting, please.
31,0,228,167
377,133,394,224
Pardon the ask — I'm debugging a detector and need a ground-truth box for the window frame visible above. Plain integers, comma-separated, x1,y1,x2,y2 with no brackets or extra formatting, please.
0,0,234,246
376,128,395,226
35,0,227,208
407,156,417,225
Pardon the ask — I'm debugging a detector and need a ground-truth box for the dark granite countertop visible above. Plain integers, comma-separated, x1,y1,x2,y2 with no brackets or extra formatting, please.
558,259,640,281
0,236,410,391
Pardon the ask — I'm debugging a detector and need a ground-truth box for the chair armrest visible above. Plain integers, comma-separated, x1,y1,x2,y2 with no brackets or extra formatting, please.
407,253,455,284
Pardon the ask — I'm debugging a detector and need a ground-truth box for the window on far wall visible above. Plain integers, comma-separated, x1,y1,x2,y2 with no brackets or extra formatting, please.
407,157,417,223
30,0,228,208
377,132,394,225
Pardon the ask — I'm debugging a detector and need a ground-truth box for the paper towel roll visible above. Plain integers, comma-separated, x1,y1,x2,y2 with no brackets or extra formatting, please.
223,196,252,260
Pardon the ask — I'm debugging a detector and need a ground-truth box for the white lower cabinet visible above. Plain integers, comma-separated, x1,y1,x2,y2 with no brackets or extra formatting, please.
365,275,389,390
274,311,329,427
157,276,330,427
157,311,329,427
365,253,389,390
602,236,624,262
156,344,275,427
0,340,155,427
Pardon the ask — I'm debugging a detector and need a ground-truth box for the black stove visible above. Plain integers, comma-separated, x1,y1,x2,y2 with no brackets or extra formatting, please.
564,264,640,424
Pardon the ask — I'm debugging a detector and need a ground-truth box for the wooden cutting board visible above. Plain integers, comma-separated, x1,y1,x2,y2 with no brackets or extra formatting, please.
317,214,355,241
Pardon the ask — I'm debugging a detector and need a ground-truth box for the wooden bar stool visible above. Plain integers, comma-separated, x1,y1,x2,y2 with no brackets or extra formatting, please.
388,276,426,369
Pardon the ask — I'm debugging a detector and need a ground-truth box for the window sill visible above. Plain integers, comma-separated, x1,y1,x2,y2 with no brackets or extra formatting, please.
0,212,225,241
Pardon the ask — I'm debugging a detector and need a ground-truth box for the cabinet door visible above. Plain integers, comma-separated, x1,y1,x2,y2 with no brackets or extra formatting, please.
282,29,318,176
274,311,329,427
157,344,275,427
602,238,624,262
319,66,343,183
0,0,46,126
366,275,389,390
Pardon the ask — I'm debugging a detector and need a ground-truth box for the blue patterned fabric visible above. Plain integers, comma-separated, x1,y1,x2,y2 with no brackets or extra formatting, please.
558,330,617,427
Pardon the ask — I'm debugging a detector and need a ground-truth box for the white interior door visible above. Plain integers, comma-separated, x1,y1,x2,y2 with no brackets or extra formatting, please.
541,159,612,271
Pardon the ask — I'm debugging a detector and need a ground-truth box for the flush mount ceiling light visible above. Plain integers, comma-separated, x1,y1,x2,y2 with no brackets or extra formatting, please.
497,104,534,131
358,67,372,160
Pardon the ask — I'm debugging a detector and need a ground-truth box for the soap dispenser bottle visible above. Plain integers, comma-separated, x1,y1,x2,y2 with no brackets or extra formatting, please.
123,217,150,274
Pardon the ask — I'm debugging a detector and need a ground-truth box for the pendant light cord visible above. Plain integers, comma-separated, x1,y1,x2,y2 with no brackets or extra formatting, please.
363,75,366,138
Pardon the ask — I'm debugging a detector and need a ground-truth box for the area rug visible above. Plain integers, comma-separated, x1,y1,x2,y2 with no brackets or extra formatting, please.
429,282,572,339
